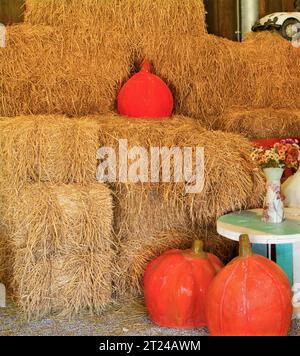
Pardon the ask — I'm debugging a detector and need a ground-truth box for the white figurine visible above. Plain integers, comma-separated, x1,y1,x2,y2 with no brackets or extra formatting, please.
0,283,5,308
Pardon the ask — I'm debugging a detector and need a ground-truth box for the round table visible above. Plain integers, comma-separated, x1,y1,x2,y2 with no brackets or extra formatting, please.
217,208,300,287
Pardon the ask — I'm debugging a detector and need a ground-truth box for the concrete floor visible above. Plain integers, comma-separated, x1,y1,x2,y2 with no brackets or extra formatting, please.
0,300,299,336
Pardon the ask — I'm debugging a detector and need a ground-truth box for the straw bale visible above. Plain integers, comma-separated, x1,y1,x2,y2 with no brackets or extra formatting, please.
0,115,100,187
0,24,132,117
5,183,113,253
4,183,114,319
219,108,300,140
139,32,300,127
50,250,112,317
13,250,113,320
116,227,237,298
233,32,300,110
138,34,239,127
95,114,265,226
25,0,207,38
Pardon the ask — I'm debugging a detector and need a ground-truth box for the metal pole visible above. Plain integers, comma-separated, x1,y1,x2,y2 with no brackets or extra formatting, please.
240,0,259,41
236,0,242,42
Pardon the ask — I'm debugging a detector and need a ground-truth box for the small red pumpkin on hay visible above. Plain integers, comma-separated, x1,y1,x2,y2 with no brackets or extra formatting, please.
118,60,174,120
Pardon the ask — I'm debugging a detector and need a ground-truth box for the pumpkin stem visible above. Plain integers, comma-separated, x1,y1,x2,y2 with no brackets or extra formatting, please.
141,59,152,73
192,240,207,258
239,234,253,257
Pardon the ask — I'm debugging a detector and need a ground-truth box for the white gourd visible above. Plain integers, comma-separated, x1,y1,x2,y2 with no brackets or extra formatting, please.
282,170,300,208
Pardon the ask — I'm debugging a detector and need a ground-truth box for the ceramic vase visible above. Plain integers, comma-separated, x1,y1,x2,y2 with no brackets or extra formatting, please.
282,167,300,208
262,167,284,224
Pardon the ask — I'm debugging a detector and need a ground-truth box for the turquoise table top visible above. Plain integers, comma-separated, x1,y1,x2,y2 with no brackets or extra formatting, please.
217,209,300,244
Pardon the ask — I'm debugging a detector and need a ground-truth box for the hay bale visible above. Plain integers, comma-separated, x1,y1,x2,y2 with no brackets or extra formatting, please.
139,34,239,127
0,24,132,117
234,32,300,110
219,108,300,140
25,0,207,37
0,116,100,187
139,32,300,127
95,114,265,225
116,227,237,298
4,183,114,319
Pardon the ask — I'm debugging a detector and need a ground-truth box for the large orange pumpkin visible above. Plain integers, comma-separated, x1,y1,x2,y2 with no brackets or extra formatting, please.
206,235,293,336
117,60,174,119
144,240,223,329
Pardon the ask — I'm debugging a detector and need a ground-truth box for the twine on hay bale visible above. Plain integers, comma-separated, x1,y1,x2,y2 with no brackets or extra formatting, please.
116,227,237,298
0,24,132,117
0,116,100,187
24,0,207,37
3,183,114,319
219,108,300,140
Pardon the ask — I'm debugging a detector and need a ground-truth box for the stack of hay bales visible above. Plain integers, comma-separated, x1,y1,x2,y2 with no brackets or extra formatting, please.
0,0,271,317
1,0,207,118
95,115,264,297
20,0,300,137
0,114,264,305
0,115,115,319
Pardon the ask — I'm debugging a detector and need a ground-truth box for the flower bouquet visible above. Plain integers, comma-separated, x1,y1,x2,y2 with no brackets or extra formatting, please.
251,139,300,223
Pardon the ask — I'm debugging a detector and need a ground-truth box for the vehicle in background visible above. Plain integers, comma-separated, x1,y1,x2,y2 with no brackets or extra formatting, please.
252,12,300,41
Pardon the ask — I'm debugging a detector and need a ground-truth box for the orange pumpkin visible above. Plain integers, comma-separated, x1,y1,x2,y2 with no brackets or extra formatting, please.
144,240,223,329
117,60,174,119
206,235,293,336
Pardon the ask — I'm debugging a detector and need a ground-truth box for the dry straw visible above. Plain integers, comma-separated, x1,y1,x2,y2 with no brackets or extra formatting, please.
0,113,263,230
139,32,300,127
0,114,264,308
139,34,240,127
24,0,207,38
95,114,265,226
116,228,237,298
3,183,114,319
0,24,132,117
0,115,100,187
219,108,300,140
94,114,264,296
238,32,300,110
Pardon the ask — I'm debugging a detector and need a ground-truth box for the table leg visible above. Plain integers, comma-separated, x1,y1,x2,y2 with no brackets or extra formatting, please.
276,244,293,286
252,244,268,258
292,244,300,320
0,283,5,308
293,242,300,285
